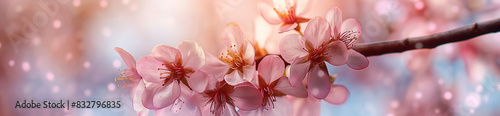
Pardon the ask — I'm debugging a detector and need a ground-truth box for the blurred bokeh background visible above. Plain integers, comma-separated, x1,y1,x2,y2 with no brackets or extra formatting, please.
1,0,500,115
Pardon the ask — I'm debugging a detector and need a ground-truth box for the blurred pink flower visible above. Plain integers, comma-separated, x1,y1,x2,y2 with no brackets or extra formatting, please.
325,7,369,70
113,47,149,115
279,17,348,99
192,77,262,116
258,0,314,33
238,55,307,116
136,41,209,110
203,23,256,86
323,84,349,105
287,91,321,116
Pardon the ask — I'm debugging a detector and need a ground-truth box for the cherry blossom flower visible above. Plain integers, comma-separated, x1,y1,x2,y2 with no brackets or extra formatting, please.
136,41,209,110
325,7,369,70
238,55,307,116
113,47,149,115
203,23,256,86
192,76,262,116
279,17,348,99
258,0,314,34
323,84,349,105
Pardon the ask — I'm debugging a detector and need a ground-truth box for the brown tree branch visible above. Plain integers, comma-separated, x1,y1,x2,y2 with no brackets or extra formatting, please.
352,18,500,57
256,18,500,66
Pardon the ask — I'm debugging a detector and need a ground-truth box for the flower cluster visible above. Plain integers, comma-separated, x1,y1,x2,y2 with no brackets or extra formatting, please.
115,5,366,116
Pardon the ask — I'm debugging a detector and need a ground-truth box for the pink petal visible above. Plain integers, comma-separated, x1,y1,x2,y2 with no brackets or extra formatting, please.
205,73,221,91
142,82,181,110
249,71,260,87
273,77,308,98
154,98,201,116
239,107,264,116
177,40,205,70
136,55,163,83
242,40,256,65
325,7,342,37
132,80,146,111
114,47,136,69
296,0,315,16
242,64,256,81
201,103,239,116
257,3,283,25
200,104,212,116
304,17,331,49
151,44,181,63
325,41,349,66
324,84,349,105
222,23,245,48
222,103,239,116
258,55,285,84
190,92,211,109
278,23,298,33
224,70,246,85
279,34,308,63
137,109,150,116
186,70,209,93
289,58,310,87
290,92,321,116
347,49,369,70
263,97,293,116
341,18,362,39
307,65,331,99
230,82,262,111
178,82,194,99
202,52,230,81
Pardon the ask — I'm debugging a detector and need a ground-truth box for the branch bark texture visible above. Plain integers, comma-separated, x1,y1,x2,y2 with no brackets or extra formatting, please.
352,18,500,57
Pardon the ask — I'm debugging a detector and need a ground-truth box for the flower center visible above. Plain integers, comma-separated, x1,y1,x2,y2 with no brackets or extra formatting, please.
273,0,297,24
158,62,193,86
205,81,235,115
260,85,277,109
257,76,286,109
220,44,246,71
115,69,137,87
308,48,328,66
337,31,360,48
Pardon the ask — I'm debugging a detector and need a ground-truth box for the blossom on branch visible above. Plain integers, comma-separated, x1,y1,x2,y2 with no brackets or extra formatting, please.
192,76,262,116
239,55,308,116
279,17,349,99
114,47,149,115
326,7,368,70
136,41,209,110
203,23,256,86
258,0,314,34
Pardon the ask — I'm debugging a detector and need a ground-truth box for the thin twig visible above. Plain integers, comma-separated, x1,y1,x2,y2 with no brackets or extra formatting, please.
256,18,500,65
352,18,500,57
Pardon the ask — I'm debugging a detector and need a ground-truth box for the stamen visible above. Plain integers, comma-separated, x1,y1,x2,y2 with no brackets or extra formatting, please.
157,62,189,86
272,0,297,24
338,31,360,48
219,44,246,71
205,82,235,115
273,0,295,14
274,6,297,24
170,99,184,112
261,86,277,110
115,69,134,87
